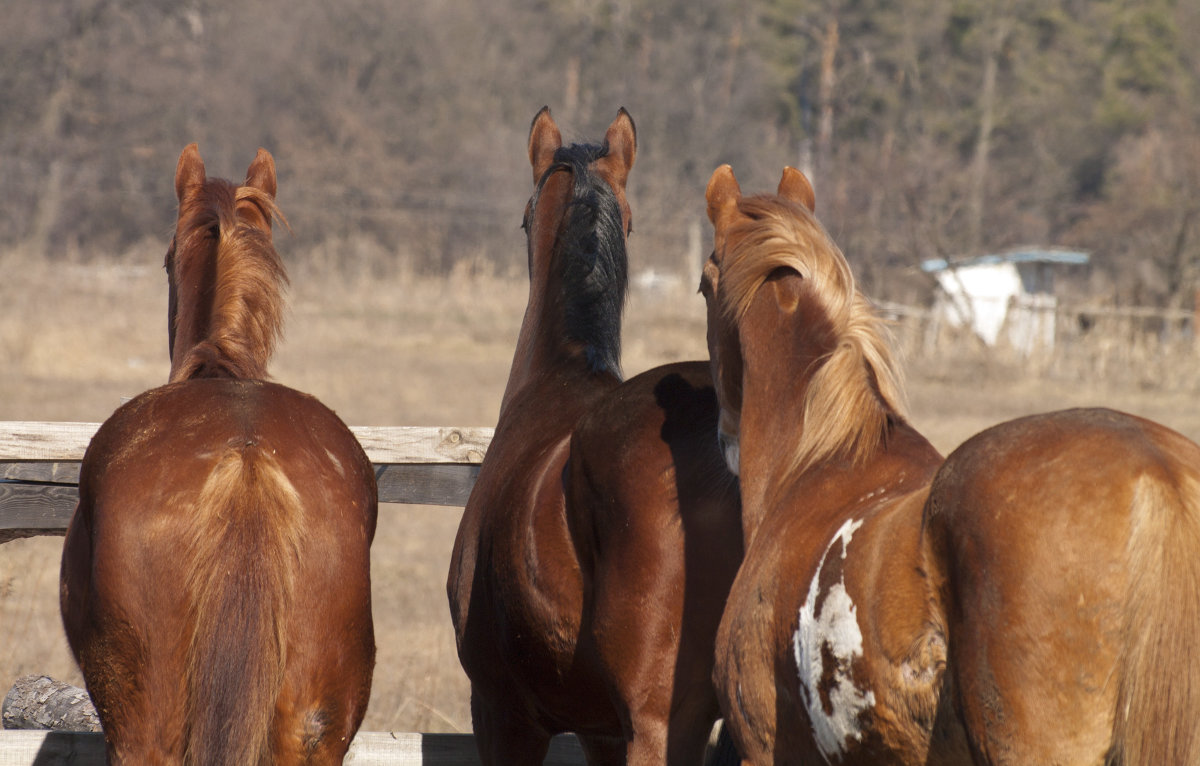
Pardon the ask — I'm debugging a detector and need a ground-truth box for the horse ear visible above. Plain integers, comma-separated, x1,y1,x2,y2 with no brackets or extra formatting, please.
528,106,562,184
245,148,277,199
175,143,206,203
778,166,815,212
600,107,636,188
706,164,742,227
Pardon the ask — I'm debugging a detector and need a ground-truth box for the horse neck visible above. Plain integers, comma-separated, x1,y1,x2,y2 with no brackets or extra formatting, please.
736,338,821,541
499,172,625,412
501,258,566,405
169,191,284,383
734,284,897,541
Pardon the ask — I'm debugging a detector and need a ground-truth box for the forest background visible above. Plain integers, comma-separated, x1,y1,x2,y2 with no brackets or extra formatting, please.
3,0,1199,309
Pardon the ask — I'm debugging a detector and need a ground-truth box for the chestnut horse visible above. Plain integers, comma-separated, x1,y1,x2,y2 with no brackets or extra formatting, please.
448,107,743,765
925,408,1200,764
703,164,961,764
703,164,1200,764
60,145,377,765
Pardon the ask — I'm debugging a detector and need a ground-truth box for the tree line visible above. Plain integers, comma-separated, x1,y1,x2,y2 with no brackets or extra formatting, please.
2,0,1197,306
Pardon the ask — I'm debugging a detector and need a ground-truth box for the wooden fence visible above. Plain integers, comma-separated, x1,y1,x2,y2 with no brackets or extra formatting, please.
0,421,589,765
0,422,492,542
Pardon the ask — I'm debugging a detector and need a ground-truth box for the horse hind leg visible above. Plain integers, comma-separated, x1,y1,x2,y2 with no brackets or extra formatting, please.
578,733,627,766
470,686,553,766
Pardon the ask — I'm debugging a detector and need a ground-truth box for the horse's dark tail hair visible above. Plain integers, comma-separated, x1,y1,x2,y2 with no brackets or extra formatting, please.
552,142,628,377
182,446,303,765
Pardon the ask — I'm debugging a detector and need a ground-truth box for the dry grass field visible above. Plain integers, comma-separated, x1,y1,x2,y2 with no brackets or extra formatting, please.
3,250,1199,735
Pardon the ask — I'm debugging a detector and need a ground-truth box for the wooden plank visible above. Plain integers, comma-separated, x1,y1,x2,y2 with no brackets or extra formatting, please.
0,423,95,462
0,423,492,465
0,423,490,540
345,732,585,765
2,676,99,732
0,483,75,542
352,427,491,465
0,731,585,765
375,464,479,507
0,462,80,484
0,731,106,766
0,463,480,507
0,464,479,516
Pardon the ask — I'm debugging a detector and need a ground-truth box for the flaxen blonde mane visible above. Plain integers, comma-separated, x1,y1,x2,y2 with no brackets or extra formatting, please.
719,195,907,474
170,181,289,382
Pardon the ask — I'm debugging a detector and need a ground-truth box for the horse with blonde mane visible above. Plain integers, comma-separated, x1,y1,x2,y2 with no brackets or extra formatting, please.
703,165,962,764
703,163,1200,764
60,145,377,765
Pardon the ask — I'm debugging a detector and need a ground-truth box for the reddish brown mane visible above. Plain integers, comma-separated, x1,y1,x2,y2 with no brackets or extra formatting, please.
718,194,907,475
169,180,289,382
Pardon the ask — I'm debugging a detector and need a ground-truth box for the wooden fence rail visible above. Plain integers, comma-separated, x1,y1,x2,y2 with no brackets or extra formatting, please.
0,422,493,542
0,421,602,765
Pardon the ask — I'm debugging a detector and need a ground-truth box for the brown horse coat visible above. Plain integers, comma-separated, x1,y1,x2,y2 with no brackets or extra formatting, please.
568,360,742,765
926,408,1200,764
448,109,742,766
60,145,377,765
704,164,1200,765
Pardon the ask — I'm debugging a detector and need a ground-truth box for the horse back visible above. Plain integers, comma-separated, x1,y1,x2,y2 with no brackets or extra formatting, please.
78,378,376,542
925,407,1200,764
569,361,740,573
63,377,376,763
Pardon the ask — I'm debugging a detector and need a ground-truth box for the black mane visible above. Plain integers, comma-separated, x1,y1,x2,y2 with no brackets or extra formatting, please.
536,141,628,376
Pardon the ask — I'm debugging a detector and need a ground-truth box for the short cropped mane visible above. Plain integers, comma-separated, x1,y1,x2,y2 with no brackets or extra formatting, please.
535,141,628,376
719,195,907,474
170,180,289,382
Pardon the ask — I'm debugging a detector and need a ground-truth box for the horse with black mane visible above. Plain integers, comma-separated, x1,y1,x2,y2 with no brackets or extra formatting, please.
448,107,743,766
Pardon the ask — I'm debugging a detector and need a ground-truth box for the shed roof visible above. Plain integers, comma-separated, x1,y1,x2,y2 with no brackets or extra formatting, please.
920,247,1090,273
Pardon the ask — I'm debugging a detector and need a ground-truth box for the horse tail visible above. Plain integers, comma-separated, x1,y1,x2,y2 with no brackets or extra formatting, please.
703,720,743,766
183,446,303,766
1109,469,1200,765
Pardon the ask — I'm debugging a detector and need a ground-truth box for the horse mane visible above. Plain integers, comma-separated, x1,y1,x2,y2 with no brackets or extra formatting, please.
170,179,289,382
719,195,907,474
535,141,628,376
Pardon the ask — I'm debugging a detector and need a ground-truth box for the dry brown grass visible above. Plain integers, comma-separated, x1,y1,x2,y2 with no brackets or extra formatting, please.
3,253,1199,735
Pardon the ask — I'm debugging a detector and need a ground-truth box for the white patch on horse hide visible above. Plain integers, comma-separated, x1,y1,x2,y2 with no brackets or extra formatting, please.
793,517,874,762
